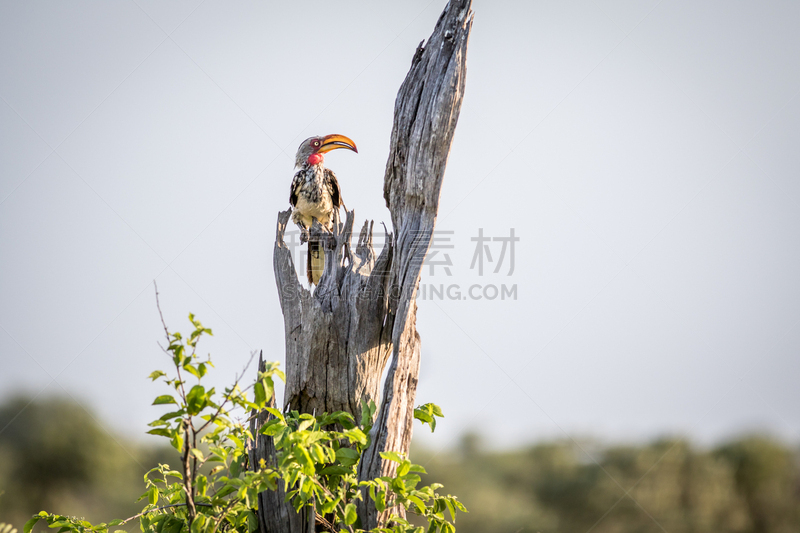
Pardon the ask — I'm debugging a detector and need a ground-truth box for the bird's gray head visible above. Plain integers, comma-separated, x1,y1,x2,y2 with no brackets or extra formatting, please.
294,134,358,168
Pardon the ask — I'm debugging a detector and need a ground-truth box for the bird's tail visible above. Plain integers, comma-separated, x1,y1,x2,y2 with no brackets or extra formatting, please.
307,240,324,285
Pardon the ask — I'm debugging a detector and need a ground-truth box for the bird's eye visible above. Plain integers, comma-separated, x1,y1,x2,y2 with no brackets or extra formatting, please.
313,140,320,147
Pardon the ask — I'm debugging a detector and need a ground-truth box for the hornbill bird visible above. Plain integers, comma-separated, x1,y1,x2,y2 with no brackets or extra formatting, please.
290,134,358,285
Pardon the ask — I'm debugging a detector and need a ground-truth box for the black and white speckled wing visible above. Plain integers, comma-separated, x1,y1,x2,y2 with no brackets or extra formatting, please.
289,168,304,207
324,167,342,210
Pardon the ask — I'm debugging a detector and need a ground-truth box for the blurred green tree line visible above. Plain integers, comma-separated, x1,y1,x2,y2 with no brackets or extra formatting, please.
0,395,173,528
1,395,798,533
414,432,800,533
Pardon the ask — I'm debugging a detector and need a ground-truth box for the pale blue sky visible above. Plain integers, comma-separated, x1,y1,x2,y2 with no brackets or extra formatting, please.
1,0,799,450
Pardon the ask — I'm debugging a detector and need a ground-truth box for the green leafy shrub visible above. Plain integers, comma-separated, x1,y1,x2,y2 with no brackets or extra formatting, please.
27,313,464,533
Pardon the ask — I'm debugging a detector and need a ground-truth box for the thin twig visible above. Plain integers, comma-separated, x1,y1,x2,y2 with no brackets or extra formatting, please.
182,420,197,522
118,503,213,525
308,477,355,533
154,283,197,523
191,420,199,519
154,281,171,346
196,349,258,434
154,282,190,403
209,498,239,533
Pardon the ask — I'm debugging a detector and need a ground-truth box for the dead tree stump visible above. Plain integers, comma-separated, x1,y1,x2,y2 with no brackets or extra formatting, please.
251,1,472,530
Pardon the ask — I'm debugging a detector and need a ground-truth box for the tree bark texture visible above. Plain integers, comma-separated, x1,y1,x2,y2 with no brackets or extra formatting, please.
251,1,472,530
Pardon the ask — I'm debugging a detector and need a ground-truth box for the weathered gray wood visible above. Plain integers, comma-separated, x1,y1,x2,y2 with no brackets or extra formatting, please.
252,1,472,530
358,1,472,527
273,208,395,418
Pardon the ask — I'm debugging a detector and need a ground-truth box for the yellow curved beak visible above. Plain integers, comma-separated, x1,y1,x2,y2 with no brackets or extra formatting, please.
318,134,358,154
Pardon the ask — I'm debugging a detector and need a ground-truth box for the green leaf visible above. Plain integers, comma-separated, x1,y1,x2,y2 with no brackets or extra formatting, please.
148,485,158,505
148,370,166,381
190,514,205,533
297,418,314,432
189,448,204,462
360,398,377,428
320,465,351,476
259,418,284,436
375,489,386,512
261,361,284,381
344,428,368,445
336,447,361,467
196,474,208,496
294,446,315,475
325,445,336,463
246,511,258,533
409,464,428,474
408,494,426,514
404,473,421,488
397,461,411,477
214,485,236,499
170,432,183,452
380,451,404,463
208,445,228,459
320,411,355,429
265,407,284,421
230,456,243,477
152,395,177,405
320,497,340,515
147,428,172,438
444,498,456,522
291,494,303,512
24,517,42,533
414,411,432,425
310,443,327,463
414,403,444,432
186,384,206,415
159,410,184,421
253,381,266,407
344,503,357,525
107,520,123,527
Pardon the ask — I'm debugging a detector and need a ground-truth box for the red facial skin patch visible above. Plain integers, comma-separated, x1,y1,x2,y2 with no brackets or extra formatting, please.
307,153,323,166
